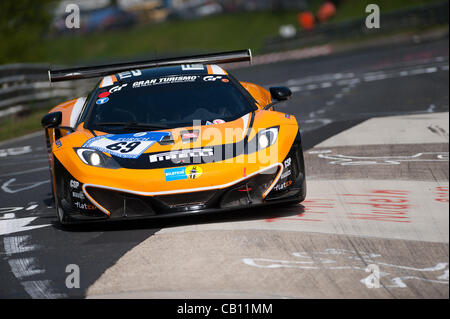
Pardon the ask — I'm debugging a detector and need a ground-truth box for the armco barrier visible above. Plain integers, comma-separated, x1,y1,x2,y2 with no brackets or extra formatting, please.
0,64,95,119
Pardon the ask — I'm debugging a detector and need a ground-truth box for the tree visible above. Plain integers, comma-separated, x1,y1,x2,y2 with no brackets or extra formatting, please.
0,0,55,63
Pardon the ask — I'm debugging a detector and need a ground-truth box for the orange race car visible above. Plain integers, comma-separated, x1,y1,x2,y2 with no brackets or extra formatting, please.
41,50,306,224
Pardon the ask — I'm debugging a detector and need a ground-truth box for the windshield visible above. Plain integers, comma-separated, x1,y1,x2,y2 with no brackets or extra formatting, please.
84,74,256,133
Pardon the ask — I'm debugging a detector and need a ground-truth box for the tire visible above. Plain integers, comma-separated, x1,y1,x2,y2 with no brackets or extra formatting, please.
52,168,70,225
54,187,69,225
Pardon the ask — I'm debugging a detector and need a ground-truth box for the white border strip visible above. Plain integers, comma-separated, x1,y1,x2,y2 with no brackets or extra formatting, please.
69,97,87,128
211,64,226,75
241,113,250,139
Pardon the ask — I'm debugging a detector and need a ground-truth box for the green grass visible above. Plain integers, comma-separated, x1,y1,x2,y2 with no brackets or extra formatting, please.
38,0,445,65
43,10,300,64
0,108,47,142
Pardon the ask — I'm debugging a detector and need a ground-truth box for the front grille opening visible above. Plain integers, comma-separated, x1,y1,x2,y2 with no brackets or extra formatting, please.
266,144,303,199
220,167,279,209
85,187,155,218
155,190,216,209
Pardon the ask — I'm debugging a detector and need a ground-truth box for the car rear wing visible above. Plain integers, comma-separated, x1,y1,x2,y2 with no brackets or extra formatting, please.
48,49,252,83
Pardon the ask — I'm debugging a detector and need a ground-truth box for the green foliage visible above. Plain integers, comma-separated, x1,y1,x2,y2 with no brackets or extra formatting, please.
43,10,300,64
0,0,54,63
0,108,48,142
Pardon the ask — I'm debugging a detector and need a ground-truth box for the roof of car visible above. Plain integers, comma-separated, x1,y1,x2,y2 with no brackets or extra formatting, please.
98,64,228,88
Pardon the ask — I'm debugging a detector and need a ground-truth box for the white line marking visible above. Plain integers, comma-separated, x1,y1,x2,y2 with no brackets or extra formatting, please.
0,166,48,177
0,217,50,236
1,178,49,193
0,213,16,219
69,97,87,128
3,235,39,256
21,280,67,299
243,249,449,289
8,258,45,279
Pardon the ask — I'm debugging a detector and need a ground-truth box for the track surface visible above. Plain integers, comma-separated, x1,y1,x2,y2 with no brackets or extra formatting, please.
0,38,448,299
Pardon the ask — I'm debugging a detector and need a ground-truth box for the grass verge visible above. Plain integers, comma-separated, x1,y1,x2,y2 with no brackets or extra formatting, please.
0,108,47,143
40,0,444,65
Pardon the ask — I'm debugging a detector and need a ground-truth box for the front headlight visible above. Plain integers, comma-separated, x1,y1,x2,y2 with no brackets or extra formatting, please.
257,127,279,150
75,148,120,169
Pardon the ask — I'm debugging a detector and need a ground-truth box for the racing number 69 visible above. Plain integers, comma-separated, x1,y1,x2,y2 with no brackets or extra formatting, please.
105,141,141,153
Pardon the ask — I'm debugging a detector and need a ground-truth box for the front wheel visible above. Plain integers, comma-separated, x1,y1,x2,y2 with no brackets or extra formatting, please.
54,191,70,225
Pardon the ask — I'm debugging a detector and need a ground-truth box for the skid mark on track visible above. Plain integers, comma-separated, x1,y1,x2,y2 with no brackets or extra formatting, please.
428,125,449,140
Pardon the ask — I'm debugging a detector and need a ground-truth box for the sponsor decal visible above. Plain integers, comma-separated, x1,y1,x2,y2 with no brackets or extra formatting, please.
180,129,199,142
70,180,80,189
164,167,187,181
109,83,128,93
150,148,213,164
285,114,291,119
203,75,222,81
133,76,198,88
96,97,109,105
182,132,198,139
98,91,110,98
221,78,229,83
74,202,96,210
72,191,85,199
284,157,291,168
281,169,291,179
212,119,225,124
273,180,293,191
55,140,62,148
181,64,204,71
118,69,142,80
185,165,203,179
82,131,170,159
205,121,213,125
164,165,203,181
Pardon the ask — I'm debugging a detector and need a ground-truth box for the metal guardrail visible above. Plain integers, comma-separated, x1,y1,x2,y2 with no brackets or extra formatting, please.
263,1,449,53
0,64,94,119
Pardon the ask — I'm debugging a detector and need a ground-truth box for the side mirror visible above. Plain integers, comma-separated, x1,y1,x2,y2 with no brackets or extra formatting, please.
41,111,62,129
269,87,292,101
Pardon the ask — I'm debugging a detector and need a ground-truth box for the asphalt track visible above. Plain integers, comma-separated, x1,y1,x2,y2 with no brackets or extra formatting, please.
0,37,448,299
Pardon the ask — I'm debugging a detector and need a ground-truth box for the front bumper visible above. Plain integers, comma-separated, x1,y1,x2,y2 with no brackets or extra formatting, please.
54,131,306,224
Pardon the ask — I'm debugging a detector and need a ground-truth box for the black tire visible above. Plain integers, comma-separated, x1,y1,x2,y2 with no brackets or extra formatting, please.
52,167,70,225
